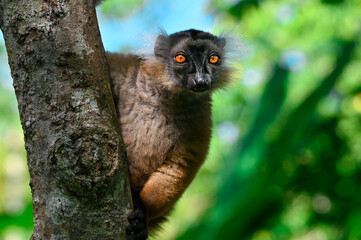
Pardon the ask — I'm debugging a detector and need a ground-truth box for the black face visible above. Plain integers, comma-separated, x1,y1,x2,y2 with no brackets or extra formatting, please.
154,29,227,93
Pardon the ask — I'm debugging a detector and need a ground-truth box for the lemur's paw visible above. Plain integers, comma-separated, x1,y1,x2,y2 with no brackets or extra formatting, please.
126,208,148,240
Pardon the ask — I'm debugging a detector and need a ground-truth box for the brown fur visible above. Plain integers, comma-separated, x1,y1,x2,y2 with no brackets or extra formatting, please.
94,1,234,237
107,53,212,225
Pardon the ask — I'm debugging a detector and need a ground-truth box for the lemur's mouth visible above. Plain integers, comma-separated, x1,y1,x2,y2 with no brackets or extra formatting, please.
192,83,210,92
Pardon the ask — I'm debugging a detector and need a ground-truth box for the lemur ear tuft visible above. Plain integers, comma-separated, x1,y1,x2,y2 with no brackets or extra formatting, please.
154,34,169,58
218,37,226,49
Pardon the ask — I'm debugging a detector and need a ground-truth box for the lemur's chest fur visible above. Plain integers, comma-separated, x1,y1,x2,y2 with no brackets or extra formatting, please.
107,53,212,190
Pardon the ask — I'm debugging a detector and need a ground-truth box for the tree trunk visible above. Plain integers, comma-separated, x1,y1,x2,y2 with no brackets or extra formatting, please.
0,0,133,239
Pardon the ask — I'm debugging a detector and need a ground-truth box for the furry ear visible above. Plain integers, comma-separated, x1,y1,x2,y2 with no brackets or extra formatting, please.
218,37,226,49
219,32,249,62
154,34,169,58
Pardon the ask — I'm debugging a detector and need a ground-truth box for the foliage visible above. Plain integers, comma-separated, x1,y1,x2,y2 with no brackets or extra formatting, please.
169,0,361,239
100,0,146,18
0,49,33,238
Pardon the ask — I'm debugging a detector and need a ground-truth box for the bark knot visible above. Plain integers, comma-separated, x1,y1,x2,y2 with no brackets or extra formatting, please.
50,126,122,196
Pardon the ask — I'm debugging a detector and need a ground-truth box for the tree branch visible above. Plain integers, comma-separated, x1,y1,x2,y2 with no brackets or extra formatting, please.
0,0,132,239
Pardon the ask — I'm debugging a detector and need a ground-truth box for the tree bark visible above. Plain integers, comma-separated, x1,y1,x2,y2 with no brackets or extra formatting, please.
0,0,133,239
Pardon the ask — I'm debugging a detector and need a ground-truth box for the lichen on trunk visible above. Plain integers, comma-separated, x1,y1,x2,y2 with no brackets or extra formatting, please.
0,0,132,239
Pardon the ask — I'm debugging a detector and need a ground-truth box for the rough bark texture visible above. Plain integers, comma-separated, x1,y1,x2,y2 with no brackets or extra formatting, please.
0,0,133,239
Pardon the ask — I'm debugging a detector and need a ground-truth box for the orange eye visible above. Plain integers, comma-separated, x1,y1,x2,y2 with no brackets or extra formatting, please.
175,55,186,63
209,55,219,64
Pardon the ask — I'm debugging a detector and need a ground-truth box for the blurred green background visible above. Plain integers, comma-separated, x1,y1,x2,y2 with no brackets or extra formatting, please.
1,0,361,239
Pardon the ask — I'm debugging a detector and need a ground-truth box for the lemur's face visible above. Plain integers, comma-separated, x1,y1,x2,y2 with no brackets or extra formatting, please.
154,29,230,93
